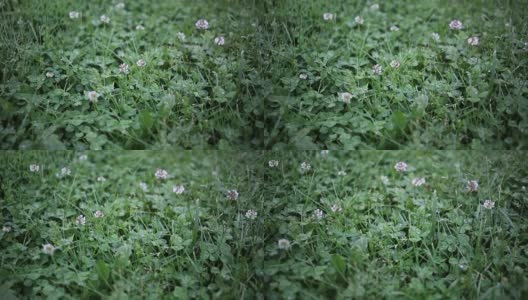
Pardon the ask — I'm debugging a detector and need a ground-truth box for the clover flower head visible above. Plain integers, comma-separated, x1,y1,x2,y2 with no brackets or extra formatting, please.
313,209,324,220
173,185,185,194
69,11,80,19
100,15,110,24
119,63,130,74
42,243,56,255
278,238,291,250
268,160,279,167
467,36,479,46
412,177,426,186
483,199,495,209
86,91,100,102
155,169,168,179
136,59,146,67
372,64,383,75
76,215,86,225
467,180,479,192
214,36,225,46
355,16,364,25
394,161,408,172
245,209,258,220
29,164,40,172
323,13,335,21
227,189,239,201
195,19,209,30
300,161,311,173
331,204,342,213
339,92,353,104
449,20,463,30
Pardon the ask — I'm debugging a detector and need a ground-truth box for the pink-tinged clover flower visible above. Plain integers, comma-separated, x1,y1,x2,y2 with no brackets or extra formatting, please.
195,19,209,30
449,20,463,30
155,169,169,179
227,189,239,201
173,185,185,194
390,60,401,68
119,63,130,74
467,36,479,46
467,180,479,192
136,59,146,67
94,210,104,218
339,92,353,104
412,177,426,186
394,161,408,172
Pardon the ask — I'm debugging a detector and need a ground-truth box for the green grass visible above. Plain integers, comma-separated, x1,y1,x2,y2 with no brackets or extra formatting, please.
1,151,527,299
1,0,527,149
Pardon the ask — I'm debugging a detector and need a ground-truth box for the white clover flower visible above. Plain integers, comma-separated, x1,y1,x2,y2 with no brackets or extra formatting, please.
268,160,279,167
431,32,440,42
139,182,148,192
94,210,105,218
412,177,426,186
483,199,495,209
136,24,145,31
29,164,40,172
155,169,169,179
323,13,335,21
45,72,54,78
370,3,380,10
69,11,80,19
390,60,401,68
58,167,71,177
86,91,100,102
372,64,383,75
313,209,324,220
467,36,479,46
299,73,308,80
337,170,347,176
300,161,311,173
2,226,11,233
449,20,463,30
195,19,209,30
76,215,86,225
380,175,390,185
100,15,110,24
245,209,258,220
42,243,56,255
320,150,329,155
177,32,186,41
390,25,400,32
79,154,88,161
467,180,479,192
394,161,408,172
278,238,291,250
119,63,130,74
173,185,185,194
136,59,146,67
355,16,364,25
97,176,106,182
339,92,353,104
214,36,225,46
331,204,342,213
115,2,125,9
227,189,239,201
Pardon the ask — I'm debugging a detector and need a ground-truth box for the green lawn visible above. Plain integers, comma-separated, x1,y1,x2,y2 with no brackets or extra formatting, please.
1,151,527,299
1,0,527,149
